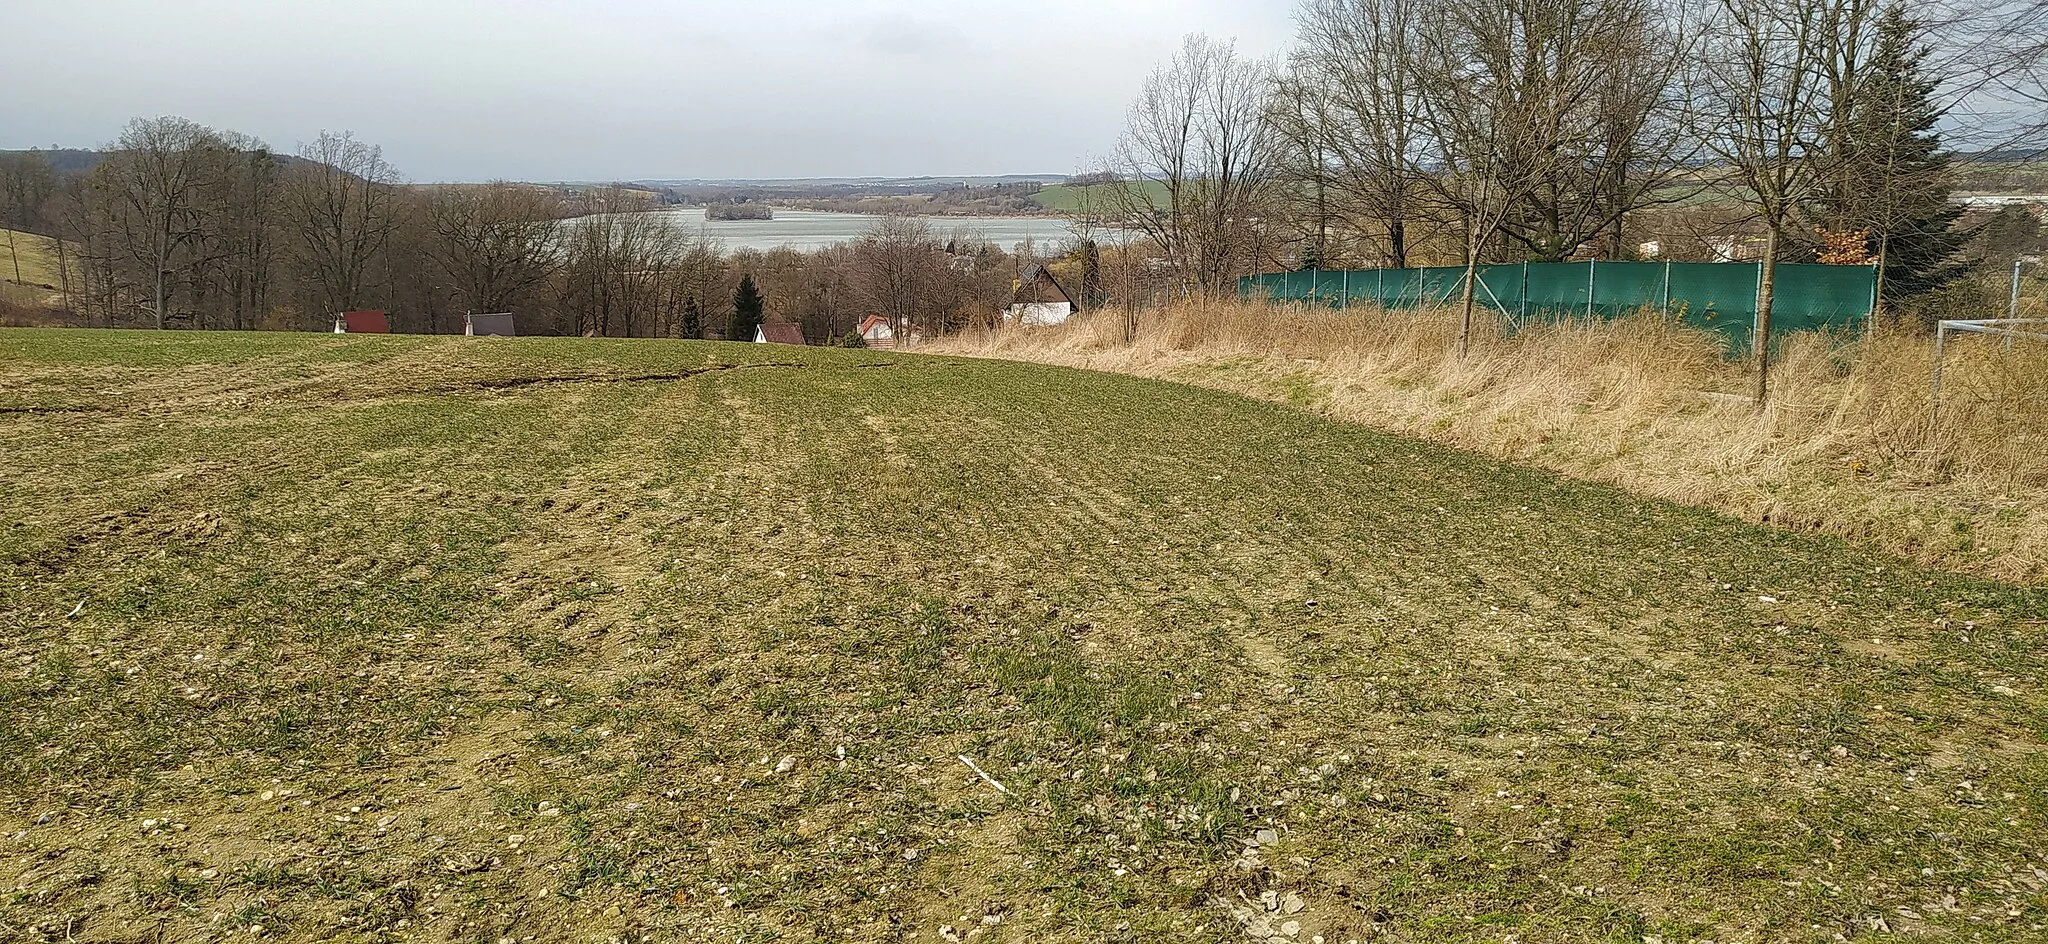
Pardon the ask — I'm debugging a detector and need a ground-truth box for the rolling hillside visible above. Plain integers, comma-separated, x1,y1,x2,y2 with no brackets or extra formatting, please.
2,331,2044,943
1,228,62,282
1032,181,1169,214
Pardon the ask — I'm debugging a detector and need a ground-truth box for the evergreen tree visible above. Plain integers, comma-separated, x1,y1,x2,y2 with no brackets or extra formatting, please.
1078,239,1102,310
730,274,764,341
681,295,702,339
1822,4,1969,305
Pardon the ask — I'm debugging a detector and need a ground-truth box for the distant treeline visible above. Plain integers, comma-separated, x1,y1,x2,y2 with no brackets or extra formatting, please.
1072,0,2048,328
0,118,1157,339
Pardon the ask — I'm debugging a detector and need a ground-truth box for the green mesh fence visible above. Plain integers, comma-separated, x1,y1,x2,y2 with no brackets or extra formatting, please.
1240,261,1876,351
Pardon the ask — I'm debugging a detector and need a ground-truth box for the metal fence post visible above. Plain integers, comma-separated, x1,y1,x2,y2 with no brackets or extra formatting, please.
1931,321,1948,401
1586,261,1596,319
1662,261,1672,317
1520,261,1529,326
1341,269,1351,310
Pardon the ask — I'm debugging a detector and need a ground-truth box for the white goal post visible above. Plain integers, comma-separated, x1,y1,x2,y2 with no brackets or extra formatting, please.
1932,318,2048,397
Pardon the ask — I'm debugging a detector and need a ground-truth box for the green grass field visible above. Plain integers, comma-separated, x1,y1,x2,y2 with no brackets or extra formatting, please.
3,330,2046,943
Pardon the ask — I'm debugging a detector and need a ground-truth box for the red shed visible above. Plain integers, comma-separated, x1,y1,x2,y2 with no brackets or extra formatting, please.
335,311,391,334
753,323,806,345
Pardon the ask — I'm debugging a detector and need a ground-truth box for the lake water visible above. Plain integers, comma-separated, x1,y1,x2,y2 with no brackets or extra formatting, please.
645,208,1087,253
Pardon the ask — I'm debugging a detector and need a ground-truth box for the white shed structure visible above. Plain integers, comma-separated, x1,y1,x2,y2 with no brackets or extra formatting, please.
1004,265,1075,326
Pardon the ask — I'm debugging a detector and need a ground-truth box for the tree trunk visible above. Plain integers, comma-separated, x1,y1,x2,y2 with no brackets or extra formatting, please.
1870,234,1889,338
154,264,169,330
53,230,71,313
1457,220,1478,358
1753,227,1780,409
1458,268,1478,358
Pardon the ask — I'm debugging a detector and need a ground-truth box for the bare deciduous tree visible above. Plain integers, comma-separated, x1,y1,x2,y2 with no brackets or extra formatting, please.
849,216,946,345
1106,34,1282,298
285,131,399,317
1697,0,1839,405
1411,0,1571,354
424,183,563,316
1281,0,1430,269
195,132,281,331
555,188,715,338
92,116,221,328
0,151,57,233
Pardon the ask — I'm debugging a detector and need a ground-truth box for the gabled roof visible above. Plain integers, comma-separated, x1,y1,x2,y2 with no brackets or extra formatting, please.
857,315,893,337
340,310,389,334
757,323,806,345
1014,265,1073,306
467,312,515,337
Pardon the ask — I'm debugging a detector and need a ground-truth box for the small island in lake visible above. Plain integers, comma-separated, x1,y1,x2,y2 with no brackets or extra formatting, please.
705,202,774,221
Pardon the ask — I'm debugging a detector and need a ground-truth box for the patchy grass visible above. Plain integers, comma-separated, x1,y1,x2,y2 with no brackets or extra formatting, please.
3,329,2046,944
941,301,2048,585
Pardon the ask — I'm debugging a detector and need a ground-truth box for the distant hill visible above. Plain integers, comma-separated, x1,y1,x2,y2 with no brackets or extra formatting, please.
0,147,324,177
0,149,103,174
628,175,1066,190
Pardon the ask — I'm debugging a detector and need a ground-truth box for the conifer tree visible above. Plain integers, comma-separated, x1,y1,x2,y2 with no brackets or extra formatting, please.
1823,4,1968,310
730,274,764,341
681,295,702,339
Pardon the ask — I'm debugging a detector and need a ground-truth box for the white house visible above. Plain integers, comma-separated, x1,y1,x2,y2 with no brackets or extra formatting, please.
857,315,915,349
1004,265,1075,326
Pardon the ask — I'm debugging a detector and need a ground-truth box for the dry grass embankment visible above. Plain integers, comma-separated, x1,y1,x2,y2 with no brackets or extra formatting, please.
941,302,2048,583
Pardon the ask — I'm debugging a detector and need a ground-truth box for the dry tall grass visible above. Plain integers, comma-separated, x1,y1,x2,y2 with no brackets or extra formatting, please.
938,301,2048,583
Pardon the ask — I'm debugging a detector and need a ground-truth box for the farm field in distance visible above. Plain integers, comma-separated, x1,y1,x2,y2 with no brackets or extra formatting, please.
1,228,73,310
2,330,2046,943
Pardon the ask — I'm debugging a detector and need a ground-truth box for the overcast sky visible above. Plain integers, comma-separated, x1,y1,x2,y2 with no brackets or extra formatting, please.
2,0,1295,182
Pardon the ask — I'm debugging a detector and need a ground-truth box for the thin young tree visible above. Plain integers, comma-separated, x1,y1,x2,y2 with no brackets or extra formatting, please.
1696,0,1838,406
